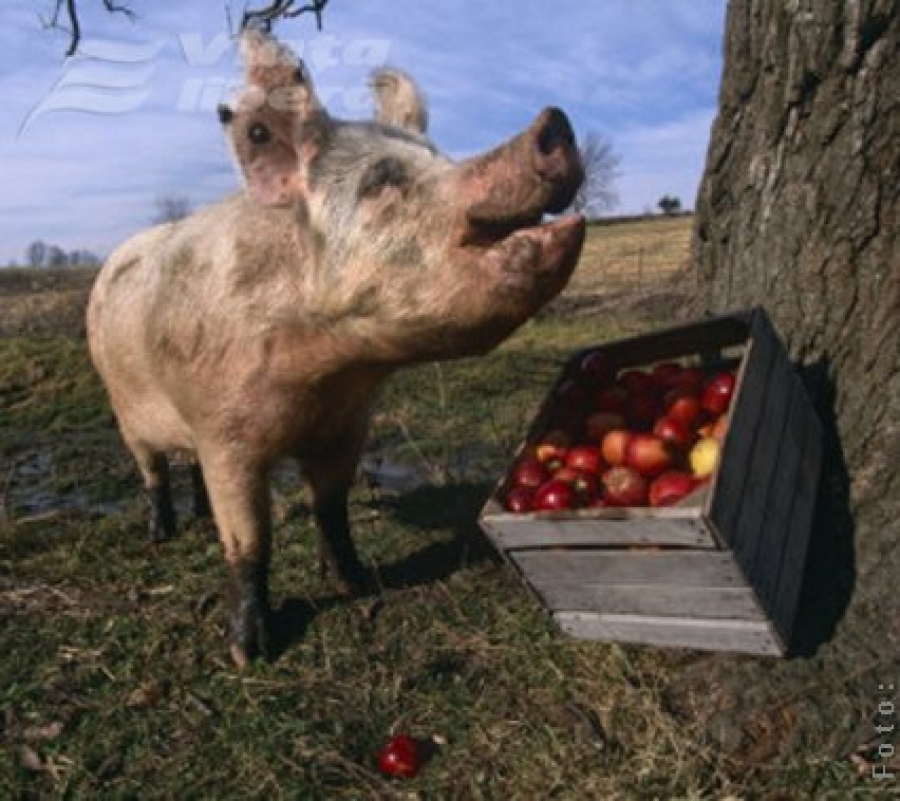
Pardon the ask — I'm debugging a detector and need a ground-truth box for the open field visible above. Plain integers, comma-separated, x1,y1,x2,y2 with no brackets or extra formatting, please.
0,218,881,798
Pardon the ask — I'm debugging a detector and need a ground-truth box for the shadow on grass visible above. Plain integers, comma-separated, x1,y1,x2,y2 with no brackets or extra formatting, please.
270,481,501,660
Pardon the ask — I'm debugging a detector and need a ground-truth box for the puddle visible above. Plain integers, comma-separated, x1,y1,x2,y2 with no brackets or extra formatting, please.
1,441,505,525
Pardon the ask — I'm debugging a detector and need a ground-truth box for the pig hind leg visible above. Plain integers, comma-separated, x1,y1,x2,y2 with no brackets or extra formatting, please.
130,442,177,543
199,450,272,667
302,445,369,596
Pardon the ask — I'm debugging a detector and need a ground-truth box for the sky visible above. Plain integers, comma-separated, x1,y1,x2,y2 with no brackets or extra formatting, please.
0,1,727,264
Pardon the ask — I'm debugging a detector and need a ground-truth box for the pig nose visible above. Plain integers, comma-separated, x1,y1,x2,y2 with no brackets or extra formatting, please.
536,108,576,157
531,108,583,213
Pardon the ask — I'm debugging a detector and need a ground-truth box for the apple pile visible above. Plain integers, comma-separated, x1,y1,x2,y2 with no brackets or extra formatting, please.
504,352,738,512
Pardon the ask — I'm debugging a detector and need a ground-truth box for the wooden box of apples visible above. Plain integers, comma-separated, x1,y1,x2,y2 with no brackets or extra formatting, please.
478,307,823,656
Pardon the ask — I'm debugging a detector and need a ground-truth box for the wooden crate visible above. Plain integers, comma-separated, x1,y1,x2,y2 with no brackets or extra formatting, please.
478,307,823,656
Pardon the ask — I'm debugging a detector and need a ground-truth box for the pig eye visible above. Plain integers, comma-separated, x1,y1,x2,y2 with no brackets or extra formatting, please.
358,157,407,198
248,123,271,146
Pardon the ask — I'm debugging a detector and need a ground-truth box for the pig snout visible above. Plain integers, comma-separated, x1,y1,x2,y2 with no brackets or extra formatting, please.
463,107,584,232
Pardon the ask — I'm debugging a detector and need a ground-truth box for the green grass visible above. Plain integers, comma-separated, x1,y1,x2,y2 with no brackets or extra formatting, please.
0,229,887,799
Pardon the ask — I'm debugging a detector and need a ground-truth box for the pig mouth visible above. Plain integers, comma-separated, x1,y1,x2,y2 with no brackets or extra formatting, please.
476,212,586,290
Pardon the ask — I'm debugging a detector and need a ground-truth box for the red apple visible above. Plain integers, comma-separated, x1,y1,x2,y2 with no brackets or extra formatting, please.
584,411,626,441
626,392,661,430
664,388,703,429
669,366,705,393
578,351,615,387
601,428,633,467
618,369,658,397
649,471,698,507
651,361,684,388
565,444,605,475
653,415,696,451
711,414,729,441
533,479,577,511
553,467,600,505
555,378,589,411
377,734,423,779
534,431,569,469
625,433,675,477
510,456,547,489
594,386,629,416
701,371,737,416
505,486,535,513
601,466,649,507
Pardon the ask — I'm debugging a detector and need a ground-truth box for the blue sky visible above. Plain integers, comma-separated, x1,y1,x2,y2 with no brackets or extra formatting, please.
0,1,727,264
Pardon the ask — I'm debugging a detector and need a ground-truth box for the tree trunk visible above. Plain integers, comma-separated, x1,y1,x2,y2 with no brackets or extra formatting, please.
679,0,899,763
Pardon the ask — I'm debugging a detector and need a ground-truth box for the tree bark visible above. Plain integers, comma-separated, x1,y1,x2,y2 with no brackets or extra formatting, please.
681,0,899,762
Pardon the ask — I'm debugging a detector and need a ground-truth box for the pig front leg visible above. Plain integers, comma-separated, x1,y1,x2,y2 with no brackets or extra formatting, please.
199,450,272,667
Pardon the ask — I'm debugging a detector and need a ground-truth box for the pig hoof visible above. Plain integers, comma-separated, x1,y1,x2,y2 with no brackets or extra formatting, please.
228,611,270,666
146,496,177,543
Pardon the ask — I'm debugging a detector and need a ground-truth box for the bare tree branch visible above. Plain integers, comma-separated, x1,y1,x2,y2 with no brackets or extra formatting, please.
241,0,330,32
46,0,137,57
43,0,330,55
570,131,621,218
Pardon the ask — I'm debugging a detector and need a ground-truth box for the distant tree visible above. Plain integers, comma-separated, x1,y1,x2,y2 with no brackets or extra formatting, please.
47,245,69,267
657,195,682,215
68,249,101,267
26,240,47,268
569,131,620,218
153,195,192,225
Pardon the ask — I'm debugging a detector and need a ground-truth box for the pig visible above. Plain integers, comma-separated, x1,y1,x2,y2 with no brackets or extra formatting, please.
86,30,584,667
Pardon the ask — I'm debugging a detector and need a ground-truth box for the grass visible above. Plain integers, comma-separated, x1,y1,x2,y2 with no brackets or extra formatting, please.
0,220,886,798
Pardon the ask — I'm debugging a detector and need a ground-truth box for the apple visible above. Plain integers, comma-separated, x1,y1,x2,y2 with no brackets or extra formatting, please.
584,411,626,442
690,436,721,478
625,433,675,477
651,361,684,388
505,486,535,513
664,388,703,429
579,351,615,387
377,734,423,779
555,378,589,411
553,467,600,504
653,415,696,451
594,386,629,416
565,444,605,475
601,466,649,507
510,456,547,489
625,392,661,430
618,369,658,397
649,471,698,507
534,431,569,469
534,479,577,511
701,371,737,416
711,414,729,441
668,366,705,393
601,428,633,467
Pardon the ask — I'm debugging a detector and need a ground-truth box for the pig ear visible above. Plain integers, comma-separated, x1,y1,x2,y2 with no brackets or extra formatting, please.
371,68,429,135
220,31,325,207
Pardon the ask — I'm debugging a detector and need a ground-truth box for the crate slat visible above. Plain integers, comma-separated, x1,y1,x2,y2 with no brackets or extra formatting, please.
727,332,796,579
511,551,744,588
535,583,765,620
770,392,824,642
482,515,713,549
708,309,778,544
555,612,783,655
